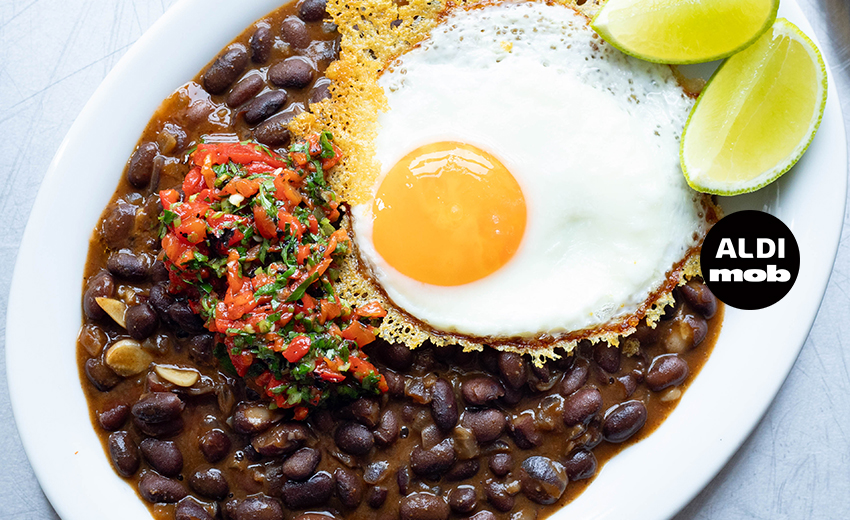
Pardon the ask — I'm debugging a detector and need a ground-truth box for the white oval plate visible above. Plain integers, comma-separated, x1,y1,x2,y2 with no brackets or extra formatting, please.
6,0,846,519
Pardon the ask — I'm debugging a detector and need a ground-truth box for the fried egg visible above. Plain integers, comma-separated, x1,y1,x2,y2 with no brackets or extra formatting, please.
345,1,713,344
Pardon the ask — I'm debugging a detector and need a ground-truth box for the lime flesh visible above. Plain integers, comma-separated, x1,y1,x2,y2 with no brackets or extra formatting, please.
591,0,779,64
681,18,828,196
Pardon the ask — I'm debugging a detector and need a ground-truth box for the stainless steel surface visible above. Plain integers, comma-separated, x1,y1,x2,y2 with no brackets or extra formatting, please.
1,0,848,518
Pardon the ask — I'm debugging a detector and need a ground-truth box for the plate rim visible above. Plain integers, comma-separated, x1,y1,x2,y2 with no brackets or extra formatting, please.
5,0,846,519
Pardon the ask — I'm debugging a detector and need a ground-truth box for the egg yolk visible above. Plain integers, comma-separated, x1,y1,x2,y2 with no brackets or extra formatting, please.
372,142,527,286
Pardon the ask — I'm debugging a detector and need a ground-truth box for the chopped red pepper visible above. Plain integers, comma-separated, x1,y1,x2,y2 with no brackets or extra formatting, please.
159,134,390,420
283,335,311,363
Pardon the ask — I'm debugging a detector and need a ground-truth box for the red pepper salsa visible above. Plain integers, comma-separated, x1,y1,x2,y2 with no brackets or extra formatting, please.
158,132,387,418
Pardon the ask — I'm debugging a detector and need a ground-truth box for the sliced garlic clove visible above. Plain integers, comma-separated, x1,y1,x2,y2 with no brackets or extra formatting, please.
95,297,127,328
105,339,152,377
660,387,682,402
155,365,200,387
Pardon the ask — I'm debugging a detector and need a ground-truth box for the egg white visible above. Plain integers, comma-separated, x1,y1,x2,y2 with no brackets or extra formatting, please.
350,1,710,339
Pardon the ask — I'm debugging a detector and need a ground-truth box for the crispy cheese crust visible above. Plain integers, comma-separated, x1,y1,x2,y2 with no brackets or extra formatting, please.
289,0,720,365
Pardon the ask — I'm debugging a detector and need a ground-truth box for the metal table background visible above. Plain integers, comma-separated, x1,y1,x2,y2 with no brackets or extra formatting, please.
1,1,848,518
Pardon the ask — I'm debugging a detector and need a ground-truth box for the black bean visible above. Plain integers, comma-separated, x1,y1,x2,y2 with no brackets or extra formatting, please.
235,495,284,520
101,203,136,249
186,100,215,127
469,512,497,520
531,362,550,380
592,343,621,373
127,142,158,188
282,447,321,481
140,438,183,477
618,373,638,398
125,303,159,340
132,392,184,424
602,400,648,443
559,357,589,397
461,376,505,406
335,467,364,508
85,358,121,391
519,456,567,505
281,16,311,48
175,498,214,520
253,107,301,147
139,471,188,503
394,466,413,497
83,271,115,320
244,90,289,125
367,485,388,508
384,370,405,396
269,57,315,89
563,449,597,481
374,409,400,447
335,422,374,455
133,415,184,438
508,414,542,449
199,429,231,463
107,252,148,282
203,46,249,95
168,302,205,334
108,431,140,477
664,313,708,353
250,25,274,64
489,453,513,477
448,486,477,513
562,387,603,427
98,404,130,431
430,378,459,432
150,260,168,283
309,77,331,105
484,480,514,512
461,409,506,443
280,471,334,509
340,397,380,427
400,492,450,520
445,459,479,481
410,439,457,480
148,283,174,321
632,321,661,345
189,333,216,367
679,280,718,319
378,341,415,370
500,383,523,406
243,443,263,462
299,0,328,21
230,401,281,435
252,422,309,457
498,352,528,389
646,354,689,392
431,345,457,363
228,75,265,108
189,467,229,500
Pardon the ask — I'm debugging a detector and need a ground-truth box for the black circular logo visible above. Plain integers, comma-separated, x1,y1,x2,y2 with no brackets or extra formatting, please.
700,210,800,310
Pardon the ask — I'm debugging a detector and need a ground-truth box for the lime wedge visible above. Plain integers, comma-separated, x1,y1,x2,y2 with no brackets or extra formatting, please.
591,0,778,64
681,19,828,196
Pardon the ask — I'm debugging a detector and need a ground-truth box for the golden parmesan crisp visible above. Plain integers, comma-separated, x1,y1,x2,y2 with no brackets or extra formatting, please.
290,0,719,366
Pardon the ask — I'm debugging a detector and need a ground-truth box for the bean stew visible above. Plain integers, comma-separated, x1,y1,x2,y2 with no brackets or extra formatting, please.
77,2,723,520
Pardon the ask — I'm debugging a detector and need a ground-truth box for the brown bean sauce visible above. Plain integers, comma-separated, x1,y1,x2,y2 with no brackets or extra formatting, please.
77,2,723,520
